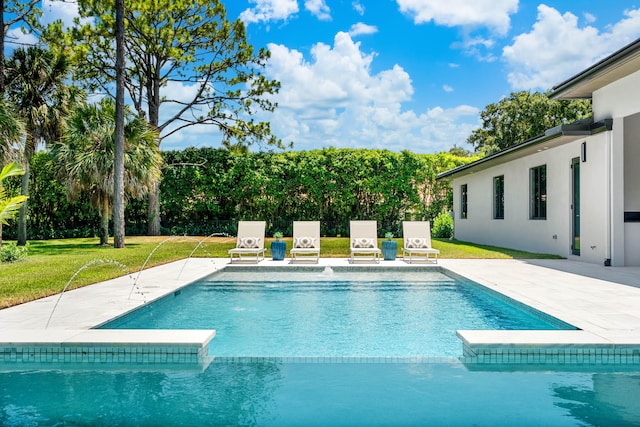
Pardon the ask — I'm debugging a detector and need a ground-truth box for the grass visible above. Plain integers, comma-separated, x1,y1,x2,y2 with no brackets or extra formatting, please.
0,236,561,309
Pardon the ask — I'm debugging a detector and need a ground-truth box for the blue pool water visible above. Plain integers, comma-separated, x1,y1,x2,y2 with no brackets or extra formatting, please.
2,361,640,426
101,269,573,357
3,267,640,426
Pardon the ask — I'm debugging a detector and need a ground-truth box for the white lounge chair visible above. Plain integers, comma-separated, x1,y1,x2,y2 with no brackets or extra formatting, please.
402,221,439,264
349,220,381,263
290,221,321,263
228,221,266,263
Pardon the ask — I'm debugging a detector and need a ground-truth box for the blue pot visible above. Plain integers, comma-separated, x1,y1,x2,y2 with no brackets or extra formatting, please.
382,240,397,261
271,240,286,260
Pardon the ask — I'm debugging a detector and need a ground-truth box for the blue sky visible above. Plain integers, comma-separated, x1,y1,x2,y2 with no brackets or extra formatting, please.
19,1,640,153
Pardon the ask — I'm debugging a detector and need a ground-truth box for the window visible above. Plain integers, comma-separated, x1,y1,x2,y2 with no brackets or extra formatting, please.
493,175,504,219
460,184,468,219
530,165,546,219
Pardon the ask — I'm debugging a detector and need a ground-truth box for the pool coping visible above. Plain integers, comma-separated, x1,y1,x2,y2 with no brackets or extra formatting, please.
1,257,640,366
442,259,640,364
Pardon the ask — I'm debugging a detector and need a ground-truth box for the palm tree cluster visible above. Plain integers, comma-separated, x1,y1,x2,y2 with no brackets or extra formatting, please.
51,99,162,245
0,46,162,247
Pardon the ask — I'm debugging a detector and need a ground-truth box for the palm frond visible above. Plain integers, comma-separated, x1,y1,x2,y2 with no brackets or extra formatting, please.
0,195,28,225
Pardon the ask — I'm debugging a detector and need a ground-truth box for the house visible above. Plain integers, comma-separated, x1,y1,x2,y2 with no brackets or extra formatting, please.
437,38,640,266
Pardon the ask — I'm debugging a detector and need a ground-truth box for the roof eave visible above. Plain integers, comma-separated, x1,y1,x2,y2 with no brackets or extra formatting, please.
550,38,640,99
436,118,612,181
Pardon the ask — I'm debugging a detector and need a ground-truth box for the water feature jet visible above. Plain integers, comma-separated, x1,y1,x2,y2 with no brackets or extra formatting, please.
130,236,198,297
45,258,130,329
176,233,223,280
319,266,334,277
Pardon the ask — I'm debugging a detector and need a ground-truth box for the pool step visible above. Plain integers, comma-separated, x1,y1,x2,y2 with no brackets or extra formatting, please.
0,329,215,368
457,330,640,364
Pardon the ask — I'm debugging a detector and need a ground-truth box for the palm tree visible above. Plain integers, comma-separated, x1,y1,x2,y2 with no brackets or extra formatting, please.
0,100,22,162
51,99,163,245
0,100,25,247
0,163,28,247
4,46,76,246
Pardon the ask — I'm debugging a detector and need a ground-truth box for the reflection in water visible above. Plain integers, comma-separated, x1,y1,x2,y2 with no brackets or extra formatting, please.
2,362,640,426
0,361,283,426
554,373,640,426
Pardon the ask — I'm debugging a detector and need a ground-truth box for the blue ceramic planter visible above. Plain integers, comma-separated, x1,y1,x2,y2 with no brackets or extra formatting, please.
271,240,286,260
382,240,397,261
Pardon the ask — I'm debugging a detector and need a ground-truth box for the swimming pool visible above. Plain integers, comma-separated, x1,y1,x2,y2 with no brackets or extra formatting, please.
2,266,640,426
100,268,574,357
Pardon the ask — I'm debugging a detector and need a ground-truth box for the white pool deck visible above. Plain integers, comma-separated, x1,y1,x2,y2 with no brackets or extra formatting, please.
1,257,640,365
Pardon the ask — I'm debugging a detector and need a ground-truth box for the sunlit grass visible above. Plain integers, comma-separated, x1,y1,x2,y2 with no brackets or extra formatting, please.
0,236,560,308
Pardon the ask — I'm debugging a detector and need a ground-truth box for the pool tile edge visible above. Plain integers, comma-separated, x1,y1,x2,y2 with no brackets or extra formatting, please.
0,329,215,367
458,330,640,364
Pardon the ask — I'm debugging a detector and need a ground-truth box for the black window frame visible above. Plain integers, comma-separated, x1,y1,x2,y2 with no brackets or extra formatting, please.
460,184,468,219
493,175,504,220
529,165,547,220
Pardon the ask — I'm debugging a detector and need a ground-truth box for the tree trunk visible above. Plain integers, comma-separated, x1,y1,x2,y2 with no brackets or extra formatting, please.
16,160,29,246
146,75,162,236
147,186,161,236
0,223,3,248
1,0,6,94
113,0,126,248
99,205,109,246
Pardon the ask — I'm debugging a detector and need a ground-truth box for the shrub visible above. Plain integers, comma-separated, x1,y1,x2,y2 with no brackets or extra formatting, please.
0,242,28,263
432,209,454,238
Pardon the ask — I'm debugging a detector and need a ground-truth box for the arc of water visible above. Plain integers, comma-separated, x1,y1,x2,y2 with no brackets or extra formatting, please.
45,259,130,329
176,232,221,280
129,235,215,299
129,236,178,299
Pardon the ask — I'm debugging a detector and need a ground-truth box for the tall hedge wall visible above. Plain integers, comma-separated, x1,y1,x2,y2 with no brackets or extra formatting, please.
4,147,471,239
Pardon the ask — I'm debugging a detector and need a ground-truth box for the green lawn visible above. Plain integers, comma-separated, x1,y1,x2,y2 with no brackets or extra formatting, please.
0,236,560,308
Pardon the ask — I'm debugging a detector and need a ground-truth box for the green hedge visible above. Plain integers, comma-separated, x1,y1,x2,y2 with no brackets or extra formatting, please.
4,147,473,239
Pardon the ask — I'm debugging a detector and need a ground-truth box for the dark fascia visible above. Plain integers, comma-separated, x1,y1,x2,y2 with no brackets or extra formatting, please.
550,37,640,99
436,117,612,181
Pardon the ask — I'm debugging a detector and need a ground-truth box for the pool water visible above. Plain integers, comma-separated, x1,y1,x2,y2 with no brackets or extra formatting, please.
102,269,573,357
2,360,640,426
4,268,639,426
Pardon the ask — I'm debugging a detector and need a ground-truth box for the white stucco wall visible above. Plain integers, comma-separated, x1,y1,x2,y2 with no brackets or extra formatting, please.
593,69,640,121
451,134,609,262
579,133,610,264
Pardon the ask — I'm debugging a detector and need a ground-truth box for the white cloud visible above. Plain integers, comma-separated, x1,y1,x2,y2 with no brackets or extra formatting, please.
419,105,480,151
396,0,518,35
161,120,224,150
265,33,406,110
4,0,79,50
240,0,299,24
352,1,365,16
5,28,38,48
503,5,640,90
304,0,331,21
453,36,497,61
348,22,378,37
583,12,596,24
41,0,81,26
241,32,480,153
443,84,454,92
